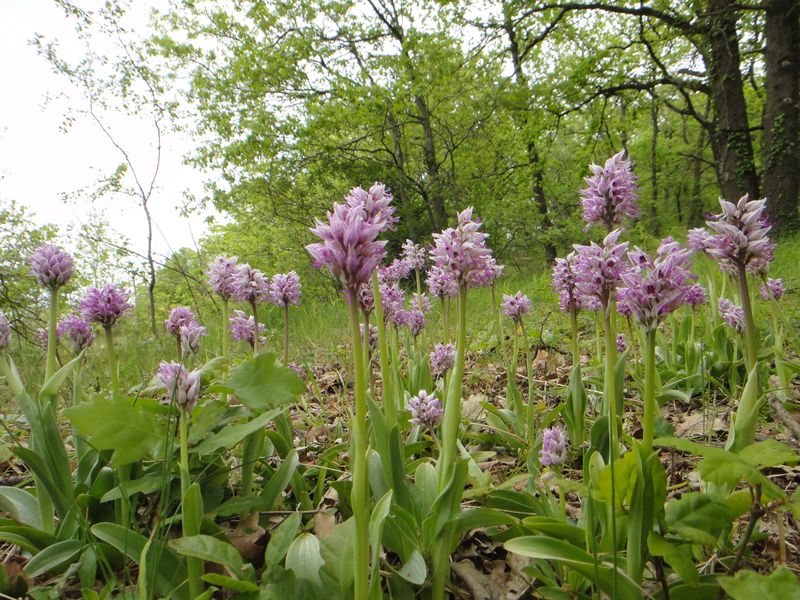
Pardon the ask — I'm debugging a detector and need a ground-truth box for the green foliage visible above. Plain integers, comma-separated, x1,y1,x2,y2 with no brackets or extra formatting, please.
215,352,305,410
66,395,163,466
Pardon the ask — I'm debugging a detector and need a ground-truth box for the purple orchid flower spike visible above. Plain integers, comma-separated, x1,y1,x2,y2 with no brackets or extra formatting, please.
580,151,639,232
29,244,75,289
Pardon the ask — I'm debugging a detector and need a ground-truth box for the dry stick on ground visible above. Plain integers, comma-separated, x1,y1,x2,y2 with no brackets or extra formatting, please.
767,393,800,444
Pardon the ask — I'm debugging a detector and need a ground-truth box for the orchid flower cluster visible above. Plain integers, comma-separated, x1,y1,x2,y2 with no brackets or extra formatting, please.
580,150,639,232
165,306,207,357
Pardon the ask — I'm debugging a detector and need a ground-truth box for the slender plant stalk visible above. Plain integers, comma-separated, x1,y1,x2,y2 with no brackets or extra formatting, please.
570,309,580,367
438,285,467,486
491,284,505,354
45,288,59,381
104,326,130,526
241,302,264,522
432,284,468,600
347,297,370,600
250,301,260,356
104,327,120,401
371,272,396,425
363,310,374,397
179,409,203,598
643,329,657,450
73,360,89,484
221,298,230,359
603,309,619,599
736,264,758,373
441,297,449,343
521,322,535,446
283,304,290,365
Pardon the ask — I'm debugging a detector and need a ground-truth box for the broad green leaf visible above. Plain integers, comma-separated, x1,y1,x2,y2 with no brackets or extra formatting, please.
192,408,282,455
505,536,641,600
648,534,699,586
737,439,800,468
726,364,763,453
0,531,40,554
718,566,800,598
664,493,732,546
265,512,302,566
170,534,244,574
0,525,57,551
200,573,259,592
218,353,305,410
286,533,324,587
91,522,188,599
25,539,82,578
66,396,163,466
369,490,393,596
100,474,164,503
396,550,426,585
454,508,518,538
0,487,42,529
40,352,84,400
521,516,585,547
215,449,298,517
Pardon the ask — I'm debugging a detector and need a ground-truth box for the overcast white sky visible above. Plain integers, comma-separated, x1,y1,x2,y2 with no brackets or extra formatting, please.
0,0,215,263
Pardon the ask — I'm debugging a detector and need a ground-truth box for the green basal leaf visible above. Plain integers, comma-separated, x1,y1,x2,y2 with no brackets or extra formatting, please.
24,539,83,578
192,407,282,455
218,352,305,410
718,566,800,598
265,512,302,566
664,493,732,546
170,534,244,574
648,533,699,586
286,533,325,588
65,395,163,466
504,535,642,600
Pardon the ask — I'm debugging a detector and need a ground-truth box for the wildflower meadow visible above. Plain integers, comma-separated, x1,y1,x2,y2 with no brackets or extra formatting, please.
2,1,800,599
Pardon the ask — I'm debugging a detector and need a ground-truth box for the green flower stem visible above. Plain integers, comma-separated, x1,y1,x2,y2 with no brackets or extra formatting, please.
175,336,182,362
509,327,525,418
283,304,290,365
372,273,396,426
363,310,374,398
441,297,450,344
767,299,789,398
73,360,89,484
45,288,59,382
602,309,619,600
241,301,264,517
521,322,535,446
221,298,230,359
438,284,467,487
642,329,657,451
491,284,505,355
432,283,468,600
250,302,260,356
594,311,603,368
348,296,370,600
179,409,203,599
736,264,758,374
179,410,191,505
415,270,422,297
569,309,580,367
104,327,120,401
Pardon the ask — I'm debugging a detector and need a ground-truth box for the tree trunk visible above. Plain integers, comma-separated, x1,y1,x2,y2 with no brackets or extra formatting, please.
143,201,157,336
706,0,760,201
413,94,447,229
504,9,557,263
763,0,800,233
